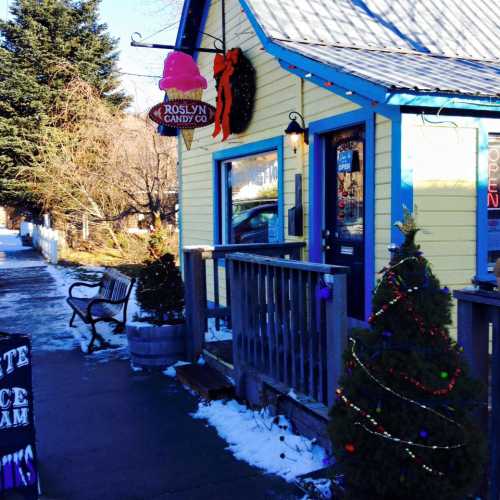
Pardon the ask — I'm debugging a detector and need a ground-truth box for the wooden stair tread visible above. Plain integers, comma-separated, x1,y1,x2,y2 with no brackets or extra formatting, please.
175,363,234,400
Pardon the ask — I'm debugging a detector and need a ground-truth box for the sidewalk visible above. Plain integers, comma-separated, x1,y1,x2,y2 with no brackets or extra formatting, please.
0,230,298,499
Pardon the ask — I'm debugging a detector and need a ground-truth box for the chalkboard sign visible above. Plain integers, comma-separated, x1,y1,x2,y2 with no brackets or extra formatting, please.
0,332,38,499
337,150,359,173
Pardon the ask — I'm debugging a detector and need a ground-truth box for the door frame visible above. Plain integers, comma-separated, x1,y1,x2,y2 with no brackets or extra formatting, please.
308,108,375,322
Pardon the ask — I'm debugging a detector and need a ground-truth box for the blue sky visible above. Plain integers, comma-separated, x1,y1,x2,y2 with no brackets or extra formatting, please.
1,0,180,112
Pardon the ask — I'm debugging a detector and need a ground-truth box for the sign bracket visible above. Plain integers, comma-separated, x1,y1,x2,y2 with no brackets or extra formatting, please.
131,0,227,54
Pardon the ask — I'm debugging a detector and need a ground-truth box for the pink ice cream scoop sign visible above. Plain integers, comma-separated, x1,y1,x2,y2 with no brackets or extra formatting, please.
149,99,216,129
159,52,207,92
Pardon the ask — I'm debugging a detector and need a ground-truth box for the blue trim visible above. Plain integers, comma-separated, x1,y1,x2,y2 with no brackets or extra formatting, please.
390,114,411,244
212,136,285,245
477,121,489,279
175,0,193,48
193,0,211,62
308,108,376,321
278,61,400,121
387,93,500,114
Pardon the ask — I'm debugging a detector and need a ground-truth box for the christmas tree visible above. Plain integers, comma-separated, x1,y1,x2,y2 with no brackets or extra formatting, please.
329,210,487,500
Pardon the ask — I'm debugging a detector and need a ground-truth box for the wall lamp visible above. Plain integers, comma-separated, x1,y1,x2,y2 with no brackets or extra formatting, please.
284,111,309,154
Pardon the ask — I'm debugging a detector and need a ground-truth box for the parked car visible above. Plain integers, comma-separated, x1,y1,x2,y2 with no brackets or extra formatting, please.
231,203,278,244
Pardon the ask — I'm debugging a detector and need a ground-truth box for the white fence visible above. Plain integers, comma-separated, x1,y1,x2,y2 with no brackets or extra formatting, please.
21,222,59,264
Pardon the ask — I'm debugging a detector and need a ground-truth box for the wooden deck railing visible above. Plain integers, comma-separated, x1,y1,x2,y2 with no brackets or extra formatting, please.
183,242,305,361
454,289,499,500
227,253,348,407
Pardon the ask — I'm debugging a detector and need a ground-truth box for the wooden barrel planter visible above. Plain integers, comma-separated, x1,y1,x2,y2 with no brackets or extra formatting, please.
126,322,186,369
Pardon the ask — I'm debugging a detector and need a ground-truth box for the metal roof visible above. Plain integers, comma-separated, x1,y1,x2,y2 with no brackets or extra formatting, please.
245,0,500,97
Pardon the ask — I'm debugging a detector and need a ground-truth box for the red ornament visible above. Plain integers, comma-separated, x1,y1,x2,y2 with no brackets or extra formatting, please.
345,443,356,453
342,191,349,197
338,200,345,209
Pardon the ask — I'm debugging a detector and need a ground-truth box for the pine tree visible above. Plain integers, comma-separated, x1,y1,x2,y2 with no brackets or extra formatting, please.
0,0,129,205
136,230,184,325
329,210,487,500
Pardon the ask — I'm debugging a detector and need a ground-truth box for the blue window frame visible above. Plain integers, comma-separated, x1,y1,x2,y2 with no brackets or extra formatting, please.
476,119,500,280
213,137,285,245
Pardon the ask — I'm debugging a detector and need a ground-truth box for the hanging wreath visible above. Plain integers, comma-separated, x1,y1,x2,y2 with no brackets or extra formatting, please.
212,47,256,141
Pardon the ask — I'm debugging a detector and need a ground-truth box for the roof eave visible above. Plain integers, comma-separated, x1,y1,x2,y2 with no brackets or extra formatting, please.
386,91,500,114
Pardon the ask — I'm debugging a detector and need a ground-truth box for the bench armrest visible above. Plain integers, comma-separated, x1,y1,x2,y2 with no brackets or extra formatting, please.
69,281,101,298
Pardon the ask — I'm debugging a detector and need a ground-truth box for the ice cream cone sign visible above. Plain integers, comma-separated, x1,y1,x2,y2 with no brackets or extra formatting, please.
148,51,214,150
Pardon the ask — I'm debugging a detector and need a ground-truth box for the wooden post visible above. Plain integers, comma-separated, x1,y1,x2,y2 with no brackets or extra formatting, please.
456,300,489,426
228,258,245,398
82,213,89,241
491,311,500,500
325,273,347,408
183,248,207,362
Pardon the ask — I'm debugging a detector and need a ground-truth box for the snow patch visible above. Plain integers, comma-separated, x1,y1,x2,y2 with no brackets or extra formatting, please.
192,400,327,482
205,318,233,342
163,360,190,378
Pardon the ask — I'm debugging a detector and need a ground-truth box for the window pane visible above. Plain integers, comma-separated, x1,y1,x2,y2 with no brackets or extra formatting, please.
488,134,500,271
334,129,364,241
226,151,278,244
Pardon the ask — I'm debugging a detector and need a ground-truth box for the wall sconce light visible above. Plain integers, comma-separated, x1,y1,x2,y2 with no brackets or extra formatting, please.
284,111,309,154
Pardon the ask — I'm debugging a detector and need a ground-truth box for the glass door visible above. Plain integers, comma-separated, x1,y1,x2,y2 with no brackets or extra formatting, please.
324,125,365,319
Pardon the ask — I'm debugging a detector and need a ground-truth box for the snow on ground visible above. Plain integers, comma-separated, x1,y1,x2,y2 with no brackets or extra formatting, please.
46,262,139,361
205,318,233,342
0,229,139,361
192,399,327,482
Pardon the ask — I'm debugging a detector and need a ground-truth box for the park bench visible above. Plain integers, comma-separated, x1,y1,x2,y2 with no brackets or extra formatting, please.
67,269,135,351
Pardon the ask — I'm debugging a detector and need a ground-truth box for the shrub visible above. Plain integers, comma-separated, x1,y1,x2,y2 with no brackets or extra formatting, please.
136,252,184,325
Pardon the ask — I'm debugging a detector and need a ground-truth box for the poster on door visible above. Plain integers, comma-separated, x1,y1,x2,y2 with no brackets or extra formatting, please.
0,332,38,498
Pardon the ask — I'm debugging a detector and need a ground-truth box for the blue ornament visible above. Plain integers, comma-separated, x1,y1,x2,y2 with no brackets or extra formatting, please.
316,284,332,301
419,429,428,439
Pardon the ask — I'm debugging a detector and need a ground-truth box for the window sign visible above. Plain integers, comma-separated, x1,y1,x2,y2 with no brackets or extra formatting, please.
0,332,38,499
221,151,279,244
337,150,359,173
488,135,500,271
335,133,364,241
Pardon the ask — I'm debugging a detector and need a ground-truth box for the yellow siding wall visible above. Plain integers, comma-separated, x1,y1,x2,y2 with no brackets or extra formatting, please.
375,115,392,279
403,114,478,332
180,0,393,299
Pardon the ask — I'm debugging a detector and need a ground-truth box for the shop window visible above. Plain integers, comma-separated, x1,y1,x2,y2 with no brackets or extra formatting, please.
219,151,279,244
488,134,500,271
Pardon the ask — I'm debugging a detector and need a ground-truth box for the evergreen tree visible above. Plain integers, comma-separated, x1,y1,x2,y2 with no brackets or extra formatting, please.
0,0,129,205
136,230,184,325
329,210,487,500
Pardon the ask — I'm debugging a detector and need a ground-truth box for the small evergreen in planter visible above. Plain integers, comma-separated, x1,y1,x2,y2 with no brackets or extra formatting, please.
136,231,184,325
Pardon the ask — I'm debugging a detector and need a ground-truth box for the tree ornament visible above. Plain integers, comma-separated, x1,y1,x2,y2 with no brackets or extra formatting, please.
345,443,356,453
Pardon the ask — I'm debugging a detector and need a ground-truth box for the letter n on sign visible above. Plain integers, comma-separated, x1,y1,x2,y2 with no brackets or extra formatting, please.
0,332,38,499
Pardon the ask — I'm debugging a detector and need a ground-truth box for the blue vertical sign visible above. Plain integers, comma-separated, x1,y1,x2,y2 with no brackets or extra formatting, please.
0,332,38,498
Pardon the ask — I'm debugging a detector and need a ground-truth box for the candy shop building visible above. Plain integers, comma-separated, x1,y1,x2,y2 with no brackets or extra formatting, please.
172,0,500,323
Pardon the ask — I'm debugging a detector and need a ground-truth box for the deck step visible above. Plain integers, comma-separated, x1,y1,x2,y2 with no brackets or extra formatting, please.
175,363,234,400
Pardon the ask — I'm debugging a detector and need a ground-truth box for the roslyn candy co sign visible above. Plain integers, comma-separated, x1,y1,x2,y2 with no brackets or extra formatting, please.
148,99,216,129
0,332,38,498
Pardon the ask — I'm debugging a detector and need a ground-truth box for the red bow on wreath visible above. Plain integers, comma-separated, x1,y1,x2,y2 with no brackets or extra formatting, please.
212,49,240,141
